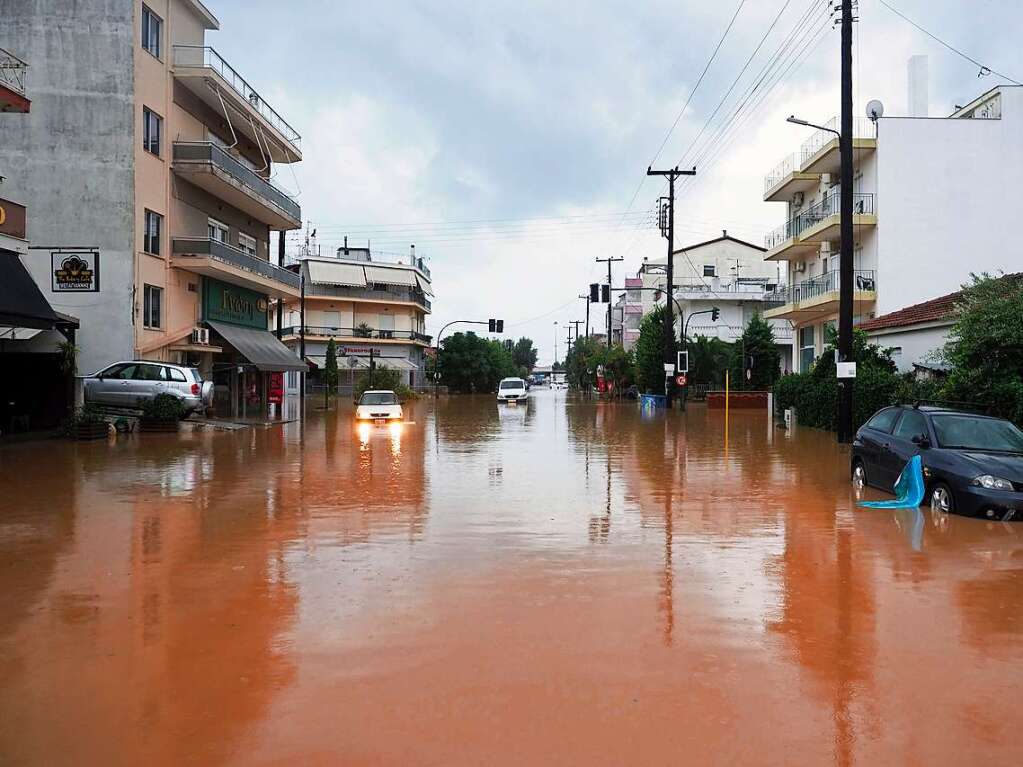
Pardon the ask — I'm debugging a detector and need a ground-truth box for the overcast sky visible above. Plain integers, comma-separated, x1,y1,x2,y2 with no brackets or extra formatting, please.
212,0,1022,363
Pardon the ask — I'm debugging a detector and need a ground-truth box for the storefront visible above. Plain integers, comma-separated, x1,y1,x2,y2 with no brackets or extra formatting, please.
201,278,306,419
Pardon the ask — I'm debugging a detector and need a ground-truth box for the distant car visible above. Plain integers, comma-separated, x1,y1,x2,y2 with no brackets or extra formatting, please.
497,377,528,403
356,390,403,421
851,403,1023,519
83,361,213,416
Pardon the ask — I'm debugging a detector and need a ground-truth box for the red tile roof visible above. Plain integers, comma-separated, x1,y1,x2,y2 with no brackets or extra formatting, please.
856,290,960,332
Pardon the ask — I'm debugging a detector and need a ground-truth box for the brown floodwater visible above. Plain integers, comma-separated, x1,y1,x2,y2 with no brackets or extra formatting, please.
2,390,1022,765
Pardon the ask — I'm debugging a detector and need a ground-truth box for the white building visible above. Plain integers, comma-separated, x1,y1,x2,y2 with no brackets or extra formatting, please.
761,82,1022,372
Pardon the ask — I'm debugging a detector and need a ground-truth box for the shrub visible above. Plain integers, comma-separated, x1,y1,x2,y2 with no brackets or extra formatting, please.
63,404,106,435
139,393,185,421
354,368,413,402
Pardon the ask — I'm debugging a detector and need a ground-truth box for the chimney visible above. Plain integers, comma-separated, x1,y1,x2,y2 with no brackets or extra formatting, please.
722,229,727,238
410,243,416,264
343,235,349,256
908,55,929,117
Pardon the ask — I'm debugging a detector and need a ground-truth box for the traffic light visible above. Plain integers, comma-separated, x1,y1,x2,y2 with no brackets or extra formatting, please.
601,284,610,303
711,306,720,322
488,318,496,333
495,319,504,333
589,283,599,302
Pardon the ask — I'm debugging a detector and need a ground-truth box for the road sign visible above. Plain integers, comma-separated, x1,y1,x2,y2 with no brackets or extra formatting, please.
675,374,687,387
837,361,857,379
746,369,752,381
663,363,675,374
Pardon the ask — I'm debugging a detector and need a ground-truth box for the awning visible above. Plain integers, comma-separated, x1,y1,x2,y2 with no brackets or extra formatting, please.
364,265,416,287
416,274,434,296
0,251,61,329
305,355,416,371
207,320,308,371
307,260,367,287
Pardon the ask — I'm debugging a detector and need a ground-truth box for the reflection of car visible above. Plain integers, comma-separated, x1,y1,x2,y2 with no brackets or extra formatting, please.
852,404,1023,519
356,390,403,421
83,361,213,416
497,377,528,403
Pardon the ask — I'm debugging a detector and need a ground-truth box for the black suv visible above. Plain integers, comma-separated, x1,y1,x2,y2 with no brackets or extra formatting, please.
851,404,1023,519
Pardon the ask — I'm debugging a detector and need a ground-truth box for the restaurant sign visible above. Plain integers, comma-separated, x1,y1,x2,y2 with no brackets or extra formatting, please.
203,278,268,330
0,197,27,239
52,250,100,292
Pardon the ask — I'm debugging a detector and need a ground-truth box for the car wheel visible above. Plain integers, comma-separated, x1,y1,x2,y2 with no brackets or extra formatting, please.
851,459,867,489
930,482,956,515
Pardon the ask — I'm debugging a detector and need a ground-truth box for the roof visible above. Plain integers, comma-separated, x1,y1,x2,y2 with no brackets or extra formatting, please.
673,233,766,255
856,290,961,332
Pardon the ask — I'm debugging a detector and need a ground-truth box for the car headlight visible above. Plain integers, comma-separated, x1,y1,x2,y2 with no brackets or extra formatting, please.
972,474,1015,491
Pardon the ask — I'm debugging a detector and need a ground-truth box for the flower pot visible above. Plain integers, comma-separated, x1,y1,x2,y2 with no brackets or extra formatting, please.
73,421,109,440
139,418,180,433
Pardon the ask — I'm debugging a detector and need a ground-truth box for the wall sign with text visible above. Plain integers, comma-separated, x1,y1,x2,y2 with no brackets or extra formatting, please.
52,251,100,292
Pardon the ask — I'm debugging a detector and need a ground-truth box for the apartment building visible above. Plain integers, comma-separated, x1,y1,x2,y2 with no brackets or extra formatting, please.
0,0,305,417
761,83,1022,372
282,248,434,390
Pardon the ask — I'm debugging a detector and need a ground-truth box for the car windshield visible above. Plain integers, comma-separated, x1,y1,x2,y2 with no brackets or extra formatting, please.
360,392,397,406
931,415,1023,452
500,380,524,390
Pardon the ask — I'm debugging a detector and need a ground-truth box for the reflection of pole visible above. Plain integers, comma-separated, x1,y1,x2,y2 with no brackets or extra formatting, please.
299,273,306,409
725,369,730,453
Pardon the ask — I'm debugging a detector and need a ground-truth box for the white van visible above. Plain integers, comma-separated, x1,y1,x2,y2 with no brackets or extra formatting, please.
497,377,528,404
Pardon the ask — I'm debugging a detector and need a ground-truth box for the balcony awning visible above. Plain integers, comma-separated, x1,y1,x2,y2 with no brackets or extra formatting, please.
207,320,308,372
416,274,434,296
0,251,61,329
364,265,416,287
307,260,367,287
306,355,416,371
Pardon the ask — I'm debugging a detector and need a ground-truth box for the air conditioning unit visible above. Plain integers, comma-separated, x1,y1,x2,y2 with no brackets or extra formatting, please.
191,327,210,345
792,191,804,207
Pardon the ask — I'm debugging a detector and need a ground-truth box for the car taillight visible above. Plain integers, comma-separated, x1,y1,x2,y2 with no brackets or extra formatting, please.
191,383,200,395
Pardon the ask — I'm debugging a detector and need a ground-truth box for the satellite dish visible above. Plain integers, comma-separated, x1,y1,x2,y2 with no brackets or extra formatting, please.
866,99,885,121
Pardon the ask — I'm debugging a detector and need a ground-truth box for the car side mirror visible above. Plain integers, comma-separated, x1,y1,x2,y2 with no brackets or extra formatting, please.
911,434,931,449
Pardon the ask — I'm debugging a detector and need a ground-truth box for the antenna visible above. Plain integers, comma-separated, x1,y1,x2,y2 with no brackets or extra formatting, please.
866,99,885,121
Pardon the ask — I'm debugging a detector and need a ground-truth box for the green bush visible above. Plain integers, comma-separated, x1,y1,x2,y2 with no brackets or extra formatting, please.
63,404,106,435
353,368,413,402
139,393,185,421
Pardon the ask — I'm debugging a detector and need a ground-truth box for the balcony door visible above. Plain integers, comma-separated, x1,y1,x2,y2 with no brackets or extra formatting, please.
208,217,230,244
377,313,394,339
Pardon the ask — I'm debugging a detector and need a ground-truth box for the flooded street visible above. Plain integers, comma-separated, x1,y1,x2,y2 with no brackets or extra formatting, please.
2,390,1022,765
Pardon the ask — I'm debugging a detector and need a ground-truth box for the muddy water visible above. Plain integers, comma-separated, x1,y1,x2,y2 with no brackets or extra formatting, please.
2,390,1022,765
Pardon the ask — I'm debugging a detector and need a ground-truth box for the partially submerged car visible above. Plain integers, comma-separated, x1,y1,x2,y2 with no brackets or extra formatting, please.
852,403,1023,519
83,360,213,416
355,390,403,421
497,377,528,404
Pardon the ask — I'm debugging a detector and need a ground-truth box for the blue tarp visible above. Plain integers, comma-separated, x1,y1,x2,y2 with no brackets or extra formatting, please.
858,454,925,509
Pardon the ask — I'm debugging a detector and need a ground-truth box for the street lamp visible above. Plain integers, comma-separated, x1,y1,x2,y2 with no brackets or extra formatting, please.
553,321,559,370
786,115,839,136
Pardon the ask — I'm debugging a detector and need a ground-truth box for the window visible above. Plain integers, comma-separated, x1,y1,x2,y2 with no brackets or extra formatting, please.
208,217,230,243
894,409,928,441
799,325,815,372
322,310,340,329
703,264,716,278
166,367,187,382
238,232,257,256
144,209,162,255
100,363,137,380
822,320,837,346
865,408,900,434
143,107,162,156
134,363,164,381
141,5,162,58
143,284,162,328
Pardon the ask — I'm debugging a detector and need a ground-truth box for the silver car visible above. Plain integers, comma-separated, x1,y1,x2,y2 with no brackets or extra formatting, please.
83,361,213,416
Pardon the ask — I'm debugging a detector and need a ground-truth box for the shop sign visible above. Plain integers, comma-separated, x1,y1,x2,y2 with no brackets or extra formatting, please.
203,278,268,330
52,250,100,292
268,372,284,404
0,197,27,239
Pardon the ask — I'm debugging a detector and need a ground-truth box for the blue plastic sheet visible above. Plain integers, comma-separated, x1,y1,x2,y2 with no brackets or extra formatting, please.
858,454,926,509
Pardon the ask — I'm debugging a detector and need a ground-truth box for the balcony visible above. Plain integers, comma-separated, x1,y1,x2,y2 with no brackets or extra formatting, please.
304,282,432,312
172,142,301,230
0,47,30,113
799,116,876,175
763,152,820,202
281,326,432,345
764,192,875,260
172,46,301,162
763,270,877,321
172,238,300,298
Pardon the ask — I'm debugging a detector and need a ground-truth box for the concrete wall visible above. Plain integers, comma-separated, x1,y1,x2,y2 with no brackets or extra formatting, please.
866,322,952,373
0,0,136,374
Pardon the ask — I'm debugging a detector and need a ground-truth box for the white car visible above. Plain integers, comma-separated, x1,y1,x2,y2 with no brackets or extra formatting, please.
355,390,403,421
497,377,528,403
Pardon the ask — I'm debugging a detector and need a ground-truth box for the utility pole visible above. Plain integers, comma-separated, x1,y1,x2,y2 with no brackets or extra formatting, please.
299,272,306,408
570,320,582,345
647,165,695,407
595,256,623,349
276,231,284,339
577,293,591,338
837,0,854,443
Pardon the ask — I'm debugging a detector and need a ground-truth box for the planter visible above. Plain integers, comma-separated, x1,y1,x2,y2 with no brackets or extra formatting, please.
73,421,109,440
139,418,180,433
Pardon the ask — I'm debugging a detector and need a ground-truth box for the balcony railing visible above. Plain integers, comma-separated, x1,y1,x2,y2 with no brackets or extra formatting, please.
763,270,876,308
172,45,301,150
764,192,874,249
764,153,796,194
172,237,301,289
173,142,300,221
0,48,28,97
800,116,874,165
282,326,432,343
304,281,431,311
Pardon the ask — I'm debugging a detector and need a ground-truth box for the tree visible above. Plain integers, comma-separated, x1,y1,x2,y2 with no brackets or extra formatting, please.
511,337,539,375
634,306,676,394
729,313,781,390
565,336,603,391
436,332,518,393
686,335,733,388
324,337,339,406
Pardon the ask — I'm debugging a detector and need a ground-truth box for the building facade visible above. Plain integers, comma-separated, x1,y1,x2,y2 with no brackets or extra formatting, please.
282,249,434,390
761,85,1022,372
0,0,305,417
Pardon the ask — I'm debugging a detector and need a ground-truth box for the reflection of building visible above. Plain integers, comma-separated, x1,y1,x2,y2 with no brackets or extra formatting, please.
282,247,434,389
761,74,1022,371
0,0,305,415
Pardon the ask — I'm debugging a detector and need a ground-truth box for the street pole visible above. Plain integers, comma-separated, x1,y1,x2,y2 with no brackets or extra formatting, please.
578,294,591,339
571,320,582,345
838,0,854,443
595,257,623,349
276,231,284,339
647,165,696,407
299,272,306,408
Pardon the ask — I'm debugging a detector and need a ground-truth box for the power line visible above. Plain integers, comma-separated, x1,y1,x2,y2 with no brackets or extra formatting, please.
877,0,1022,86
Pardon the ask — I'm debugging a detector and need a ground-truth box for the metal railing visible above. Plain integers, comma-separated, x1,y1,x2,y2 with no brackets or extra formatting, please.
763,269,876,308
0,48,27,96
172,45,301,151
173,142,300,221
764,153,796,194
281,326,432,343
172,237,301,289
800,116,874,165
764,191,874,249
304,281,431,311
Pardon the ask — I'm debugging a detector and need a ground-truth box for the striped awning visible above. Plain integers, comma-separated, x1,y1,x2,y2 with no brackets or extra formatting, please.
364,265,416,287
306,355,416,371
307,260,367,287
416,274,434,296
